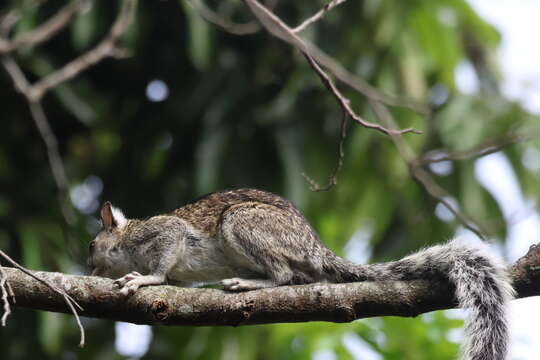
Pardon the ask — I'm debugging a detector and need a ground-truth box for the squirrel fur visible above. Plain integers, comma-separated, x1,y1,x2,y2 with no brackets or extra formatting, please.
88,188,513,360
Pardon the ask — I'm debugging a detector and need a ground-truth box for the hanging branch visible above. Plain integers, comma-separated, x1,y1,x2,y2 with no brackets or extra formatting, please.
0,250,85,347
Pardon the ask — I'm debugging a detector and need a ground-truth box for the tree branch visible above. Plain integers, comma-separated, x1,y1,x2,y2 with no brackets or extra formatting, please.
370,100,490,239
1,56,76,225
2,243,540,327
0,0,87,54
242,0,429,114
26,0,137,102
419,129,540,165
186,0,261,35
293,0,348,34
304,53,421,136
1,0,137,225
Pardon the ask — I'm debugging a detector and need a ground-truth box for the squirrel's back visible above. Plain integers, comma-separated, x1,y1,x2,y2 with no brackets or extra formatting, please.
170,188,309,237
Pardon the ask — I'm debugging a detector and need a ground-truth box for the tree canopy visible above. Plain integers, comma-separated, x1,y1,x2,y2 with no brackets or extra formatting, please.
1,1,539,359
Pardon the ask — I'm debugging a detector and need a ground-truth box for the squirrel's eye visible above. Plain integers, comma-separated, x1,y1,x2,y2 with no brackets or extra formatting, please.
89,240,96,254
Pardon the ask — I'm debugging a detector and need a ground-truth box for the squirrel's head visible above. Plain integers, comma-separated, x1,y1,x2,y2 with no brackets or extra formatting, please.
88,202,130,278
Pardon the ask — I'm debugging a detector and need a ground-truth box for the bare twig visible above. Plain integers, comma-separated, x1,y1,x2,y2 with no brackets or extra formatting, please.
301,52,418,190
0,250,85,346
0,9,20,35
293,0,348,33
242,0,429,114
0,265,13,326
304,53,422,136
29,102,77,224
186,0,260,35
370,101,489,239
420,130,540,165
1,56,76,225
240,0,425,191
310,45,430,115
1,55,29,92
302,111,349,191
0,0,87,54
242,1,423,135
1,0,136,225
27,0,136,102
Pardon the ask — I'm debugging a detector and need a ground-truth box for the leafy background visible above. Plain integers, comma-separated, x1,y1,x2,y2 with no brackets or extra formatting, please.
0,0,539,359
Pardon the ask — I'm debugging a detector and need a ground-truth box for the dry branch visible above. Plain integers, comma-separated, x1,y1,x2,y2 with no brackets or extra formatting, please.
301,110,348,192
370,100,490,239
304,53,421,136
1,56,76,225
0,250,85,346
293,0,348,34
0,0,86,54
27,0,136,102
420,129,540,165
242,0,428,114
187,0,261,35
1,0,137,226
2,243,540,327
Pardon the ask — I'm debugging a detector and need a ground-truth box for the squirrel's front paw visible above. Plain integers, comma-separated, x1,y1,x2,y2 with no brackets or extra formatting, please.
114,272,143,295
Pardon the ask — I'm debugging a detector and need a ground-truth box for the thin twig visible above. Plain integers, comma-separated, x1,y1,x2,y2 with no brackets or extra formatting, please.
0,251,85,346
1,0,136,225
27,0,136,102
1,56,29,92
0,0,87,54
0,9,20,35
302,111,349,191
1,56,76,225
0,252,82,311
412,167,487,239
242,0,429,114
29,102,77,224
304,53,422,136
293,0,348,33
186,0,260,35
369,101,489,240
0,265,12,326
419,130,540,165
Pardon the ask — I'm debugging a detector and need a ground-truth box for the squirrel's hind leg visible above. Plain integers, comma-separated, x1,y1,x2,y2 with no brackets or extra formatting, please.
220,203,308,289
220,277,277,291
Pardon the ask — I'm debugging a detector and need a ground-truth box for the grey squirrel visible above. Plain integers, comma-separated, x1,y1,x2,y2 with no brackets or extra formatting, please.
88,188,513,360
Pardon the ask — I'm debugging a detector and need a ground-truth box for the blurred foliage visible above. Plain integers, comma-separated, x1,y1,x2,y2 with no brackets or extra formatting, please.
0,0,539,359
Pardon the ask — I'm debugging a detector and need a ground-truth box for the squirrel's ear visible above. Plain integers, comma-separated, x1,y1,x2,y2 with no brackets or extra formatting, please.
100,201,116,232
100,202,128,232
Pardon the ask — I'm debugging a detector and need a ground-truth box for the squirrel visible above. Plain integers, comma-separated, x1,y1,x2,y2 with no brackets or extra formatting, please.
88,188,513,360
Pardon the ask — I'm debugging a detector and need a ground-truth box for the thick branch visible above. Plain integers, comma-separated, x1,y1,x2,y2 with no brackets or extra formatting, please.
3,243,540,326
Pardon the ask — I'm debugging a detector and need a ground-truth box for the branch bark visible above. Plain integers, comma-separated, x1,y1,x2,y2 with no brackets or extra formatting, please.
3,243,540,326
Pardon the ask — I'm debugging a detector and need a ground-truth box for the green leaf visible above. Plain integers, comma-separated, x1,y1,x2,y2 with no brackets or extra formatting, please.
38,312,63,356
181,1,212,70
71,1,99,50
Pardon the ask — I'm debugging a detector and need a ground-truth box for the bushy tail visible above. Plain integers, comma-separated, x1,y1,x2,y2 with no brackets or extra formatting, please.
327,238,514,360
